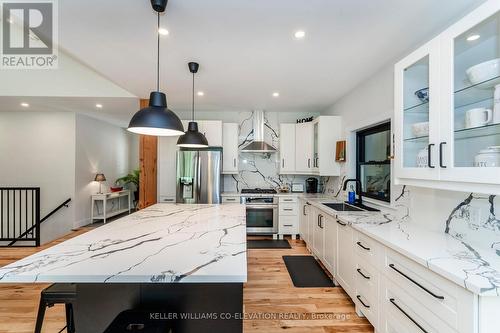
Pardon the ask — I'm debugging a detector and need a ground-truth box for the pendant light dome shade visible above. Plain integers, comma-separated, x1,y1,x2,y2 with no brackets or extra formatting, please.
176,122,209,147
128,92,184,136
177,62,209,147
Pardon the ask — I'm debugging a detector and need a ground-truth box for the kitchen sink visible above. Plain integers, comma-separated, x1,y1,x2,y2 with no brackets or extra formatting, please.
322,203,363,211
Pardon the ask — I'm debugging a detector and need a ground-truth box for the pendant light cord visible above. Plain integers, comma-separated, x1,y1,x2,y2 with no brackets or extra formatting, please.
192,72,195,121
157,12,160,92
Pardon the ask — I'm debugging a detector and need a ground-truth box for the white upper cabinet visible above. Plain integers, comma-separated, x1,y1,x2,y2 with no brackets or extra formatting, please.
199,120,223,147
222,123,239,174
279,123,296,174
394,0,500,194
313,116,342,176
295,122,314,173
291,116,342,176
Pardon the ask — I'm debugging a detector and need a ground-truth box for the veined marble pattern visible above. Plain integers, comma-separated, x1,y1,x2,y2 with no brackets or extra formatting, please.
0,204,247,283
224,111,320,192
307,196,500,296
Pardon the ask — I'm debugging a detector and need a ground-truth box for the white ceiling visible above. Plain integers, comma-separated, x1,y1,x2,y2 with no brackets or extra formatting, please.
1,0,487,123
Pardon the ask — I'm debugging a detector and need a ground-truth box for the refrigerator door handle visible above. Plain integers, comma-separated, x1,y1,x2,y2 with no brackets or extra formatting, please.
196,152,202,203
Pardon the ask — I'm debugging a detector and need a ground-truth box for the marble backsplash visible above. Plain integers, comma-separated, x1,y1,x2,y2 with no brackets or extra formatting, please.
223,111,320,192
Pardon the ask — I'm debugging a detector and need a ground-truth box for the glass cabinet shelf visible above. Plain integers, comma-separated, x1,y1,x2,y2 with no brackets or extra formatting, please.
455,122,500,140
454,75,500,109
403,135,429,142
404,101,429,113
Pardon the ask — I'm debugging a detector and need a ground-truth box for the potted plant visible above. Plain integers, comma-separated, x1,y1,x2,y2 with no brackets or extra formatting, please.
116,169,140,203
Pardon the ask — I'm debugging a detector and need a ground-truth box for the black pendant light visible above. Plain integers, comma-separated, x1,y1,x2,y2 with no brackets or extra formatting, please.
127,0,184,136
177,62,209,147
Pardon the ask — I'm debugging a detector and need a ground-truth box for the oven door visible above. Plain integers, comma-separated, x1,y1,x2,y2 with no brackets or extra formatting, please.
245,205,278,234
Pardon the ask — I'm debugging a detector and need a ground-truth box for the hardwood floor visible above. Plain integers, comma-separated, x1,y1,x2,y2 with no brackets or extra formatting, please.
0,230,373,333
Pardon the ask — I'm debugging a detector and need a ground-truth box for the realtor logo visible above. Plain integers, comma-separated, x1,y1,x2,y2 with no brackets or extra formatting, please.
1,0,58,69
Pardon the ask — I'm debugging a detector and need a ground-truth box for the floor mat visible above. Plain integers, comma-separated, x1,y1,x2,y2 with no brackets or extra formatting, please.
247,240,291,249
282,255,335,287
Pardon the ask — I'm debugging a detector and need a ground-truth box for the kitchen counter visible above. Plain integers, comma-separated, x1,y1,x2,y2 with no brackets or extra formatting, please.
306,198,500,296
221,191,333,199
0,204,247,283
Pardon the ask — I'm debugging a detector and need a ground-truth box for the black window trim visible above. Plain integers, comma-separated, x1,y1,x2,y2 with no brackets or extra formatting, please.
356,121,391,203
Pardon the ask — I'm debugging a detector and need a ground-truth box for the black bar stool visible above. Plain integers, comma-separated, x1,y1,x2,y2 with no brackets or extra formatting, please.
34,283,76,333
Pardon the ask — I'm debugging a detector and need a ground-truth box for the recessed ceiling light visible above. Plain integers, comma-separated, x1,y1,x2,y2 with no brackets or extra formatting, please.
20,102,29,107
466,34,480,41
96,103,103,109
272,92,280,97
197,91,204,96
158,28,169,36
294,30,306,39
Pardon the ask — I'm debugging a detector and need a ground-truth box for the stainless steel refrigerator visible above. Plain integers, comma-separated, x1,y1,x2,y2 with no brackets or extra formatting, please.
176,147,223,204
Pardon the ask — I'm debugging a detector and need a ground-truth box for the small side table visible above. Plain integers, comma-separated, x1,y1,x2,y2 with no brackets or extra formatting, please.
91,190,131,224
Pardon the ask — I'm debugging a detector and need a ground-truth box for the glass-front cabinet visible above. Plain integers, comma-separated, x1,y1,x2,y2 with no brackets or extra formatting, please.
394,38,440,181
395,0,500,193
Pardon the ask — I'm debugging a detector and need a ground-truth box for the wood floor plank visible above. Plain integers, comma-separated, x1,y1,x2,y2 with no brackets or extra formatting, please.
0,229,374,333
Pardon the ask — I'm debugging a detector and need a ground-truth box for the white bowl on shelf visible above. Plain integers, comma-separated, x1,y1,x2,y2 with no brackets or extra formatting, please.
474,146,500,167
411,121,429,137
466,58,500,88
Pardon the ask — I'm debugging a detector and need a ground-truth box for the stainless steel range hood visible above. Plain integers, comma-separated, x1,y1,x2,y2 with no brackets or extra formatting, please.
241,110,277,153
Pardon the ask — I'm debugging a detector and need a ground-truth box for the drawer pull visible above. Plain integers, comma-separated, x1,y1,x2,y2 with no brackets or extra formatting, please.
389,298,428,333
389,264,444,300
356,268,370,280
283,224,293,227
283,208,293,211
283,199,293,202
226,198,236,201
336,220,347,226
356,295,370,309
356,241,370,251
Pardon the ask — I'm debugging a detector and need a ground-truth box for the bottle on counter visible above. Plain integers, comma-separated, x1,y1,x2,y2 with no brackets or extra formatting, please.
348,184,356,204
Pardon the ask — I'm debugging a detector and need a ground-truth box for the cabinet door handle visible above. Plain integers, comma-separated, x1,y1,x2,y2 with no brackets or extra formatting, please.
282,158,285,168
356,295,370,309
389,264,444,299
427,143,435,168
234,158,237,167
308,158,311,168
226,198,236,202
389,298,428,333
336,220,347,226
356,241,370,251
356,268,370,280
319,215,323,228
317,215,320,227
283,199,293,202
439,142,446,168
283,208,293,211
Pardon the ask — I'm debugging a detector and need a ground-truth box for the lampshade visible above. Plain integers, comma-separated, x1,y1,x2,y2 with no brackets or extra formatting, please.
128,92,184,136
177,122,209,148
94,173,106,182
177,62,208,147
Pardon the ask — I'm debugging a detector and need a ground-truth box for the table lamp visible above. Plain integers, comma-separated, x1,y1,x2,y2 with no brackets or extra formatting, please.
94,173,106,194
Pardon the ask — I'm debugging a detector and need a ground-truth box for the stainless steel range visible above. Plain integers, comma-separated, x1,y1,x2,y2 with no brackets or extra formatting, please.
240,188,278,234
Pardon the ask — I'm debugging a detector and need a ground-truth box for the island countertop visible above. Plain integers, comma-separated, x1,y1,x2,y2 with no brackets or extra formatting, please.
0,204,247,284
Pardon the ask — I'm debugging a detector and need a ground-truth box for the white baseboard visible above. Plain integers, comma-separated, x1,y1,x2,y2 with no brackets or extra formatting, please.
74,218,91,229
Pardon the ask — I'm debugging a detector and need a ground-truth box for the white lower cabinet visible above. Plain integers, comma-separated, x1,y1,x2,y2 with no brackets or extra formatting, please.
278,196,299,238
336,219,355,298
296,205,497,333
322,214,337,275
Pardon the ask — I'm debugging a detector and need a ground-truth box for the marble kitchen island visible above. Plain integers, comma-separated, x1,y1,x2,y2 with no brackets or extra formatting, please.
0,204,247,333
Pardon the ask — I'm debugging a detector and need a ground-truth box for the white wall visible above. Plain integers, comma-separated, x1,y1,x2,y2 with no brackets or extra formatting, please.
0,112,76,243
74,114,132,227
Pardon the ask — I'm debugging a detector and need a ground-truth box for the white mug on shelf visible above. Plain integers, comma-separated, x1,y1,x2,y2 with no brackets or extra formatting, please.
465,108,492,129
493,84,500,124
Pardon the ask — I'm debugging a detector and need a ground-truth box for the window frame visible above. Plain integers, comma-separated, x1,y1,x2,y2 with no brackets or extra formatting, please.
356,121,391,203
